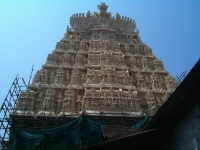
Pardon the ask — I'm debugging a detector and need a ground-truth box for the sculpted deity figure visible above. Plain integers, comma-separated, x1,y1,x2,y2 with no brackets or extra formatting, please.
156,97,161,106
69,34,74,40
77,102,82,112
65,32,71,39
58,92,62,100
126,34,138,44
74,32,81,40
63,100,69,108
121,100,126,107
55,68,64,84
141,57,149,70
111,99,115,107
130,101,134,107
148,99,158,116
135,100,140,109
154,59,164,71
56,100,62,110
102,40,109,50
113,42,120,53
38,90,43,100
92,32,99,40
100,32,109,40
86,11,92,18
79,41,85,51
70,100,75,111
130,57,137,69
151,73,161,90
110,32,116,40
103,99,107,106
95,100,99,107
124,43,130,54
116,13,121,20
43,100,47,109
107,98,111,107
118,99,122,108
144,46,151,56
98,3,108,12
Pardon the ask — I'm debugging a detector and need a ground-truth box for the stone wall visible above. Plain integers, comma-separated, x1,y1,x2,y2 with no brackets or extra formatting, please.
162,103,200,150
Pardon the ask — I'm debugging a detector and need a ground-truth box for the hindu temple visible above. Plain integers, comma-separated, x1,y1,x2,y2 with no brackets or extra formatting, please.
10,2,178,122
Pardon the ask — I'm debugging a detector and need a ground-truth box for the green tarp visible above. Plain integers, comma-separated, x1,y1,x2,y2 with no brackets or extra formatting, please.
132,116,149,128
9,114,104,150
9,115,149,150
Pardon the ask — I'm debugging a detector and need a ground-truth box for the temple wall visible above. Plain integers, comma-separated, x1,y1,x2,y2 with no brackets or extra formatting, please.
162,103,200,150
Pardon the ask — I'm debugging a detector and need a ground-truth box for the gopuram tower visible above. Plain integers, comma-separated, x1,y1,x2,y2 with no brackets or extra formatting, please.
10,3,178,121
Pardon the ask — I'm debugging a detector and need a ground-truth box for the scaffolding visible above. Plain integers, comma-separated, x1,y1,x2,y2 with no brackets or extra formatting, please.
0,75,25,149
0,66,34,149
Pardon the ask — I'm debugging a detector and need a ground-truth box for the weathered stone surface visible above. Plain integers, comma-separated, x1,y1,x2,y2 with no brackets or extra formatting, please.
11,3,178,118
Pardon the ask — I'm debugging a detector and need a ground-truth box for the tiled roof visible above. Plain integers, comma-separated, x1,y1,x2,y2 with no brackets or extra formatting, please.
102,125,142,141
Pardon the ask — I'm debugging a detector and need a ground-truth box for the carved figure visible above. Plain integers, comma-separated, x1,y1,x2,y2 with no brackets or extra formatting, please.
86,11,92,18
116,13,121,20
98,3,108,12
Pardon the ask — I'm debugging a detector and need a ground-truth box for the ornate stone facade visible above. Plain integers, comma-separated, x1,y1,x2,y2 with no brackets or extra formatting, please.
11,3,178,117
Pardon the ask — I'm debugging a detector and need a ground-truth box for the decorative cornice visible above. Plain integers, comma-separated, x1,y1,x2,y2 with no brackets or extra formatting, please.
69,3,136,34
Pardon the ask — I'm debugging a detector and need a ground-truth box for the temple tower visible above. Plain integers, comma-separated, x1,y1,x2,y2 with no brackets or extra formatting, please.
11,3,178,119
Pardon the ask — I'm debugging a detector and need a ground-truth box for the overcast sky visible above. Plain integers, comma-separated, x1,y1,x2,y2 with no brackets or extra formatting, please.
0,0,200,113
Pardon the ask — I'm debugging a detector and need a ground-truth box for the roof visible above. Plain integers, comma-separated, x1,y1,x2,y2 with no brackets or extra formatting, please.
79,127,169,150
102,125,142,141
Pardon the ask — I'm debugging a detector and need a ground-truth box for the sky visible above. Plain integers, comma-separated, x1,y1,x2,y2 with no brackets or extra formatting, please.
0,0,200,118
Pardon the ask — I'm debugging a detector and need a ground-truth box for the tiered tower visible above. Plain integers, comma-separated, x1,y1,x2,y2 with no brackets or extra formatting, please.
11,3,178,119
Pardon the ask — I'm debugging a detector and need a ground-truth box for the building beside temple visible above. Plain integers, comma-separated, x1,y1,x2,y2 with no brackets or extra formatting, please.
10,2,178,119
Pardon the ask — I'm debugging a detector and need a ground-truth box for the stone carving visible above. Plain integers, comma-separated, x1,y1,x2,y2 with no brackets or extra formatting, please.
98,3,108,12
71,69,80,85
130,56,137,70
46,54,57,66
33,69,48,84
166,75,178,92
154,59,165,71
55,68,64,84
13,3,178,118
63,52,71,66
141,57,149,70
146,91,158,116
16,90,35,110
116,13,121,20
43,88,55,110
75,53,83,66
126,34,138,44
86,11,92,18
